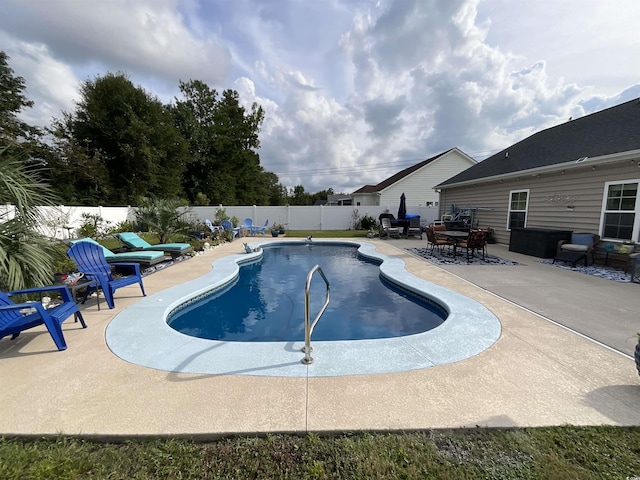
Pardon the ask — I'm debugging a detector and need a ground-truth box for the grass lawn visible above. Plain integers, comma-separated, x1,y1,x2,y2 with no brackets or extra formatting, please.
1,428,640,479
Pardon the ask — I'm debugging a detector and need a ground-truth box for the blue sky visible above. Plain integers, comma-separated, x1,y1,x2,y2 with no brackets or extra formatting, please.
1,0,639,193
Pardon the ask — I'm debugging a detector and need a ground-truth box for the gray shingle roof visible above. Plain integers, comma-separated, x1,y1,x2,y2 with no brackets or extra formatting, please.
438,98,640,188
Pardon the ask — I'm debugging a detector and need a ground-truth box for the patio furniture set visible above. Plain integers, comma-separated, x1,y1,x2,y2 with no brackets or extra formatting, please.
424,224,490,263
1,232,196,352
205,218,270,239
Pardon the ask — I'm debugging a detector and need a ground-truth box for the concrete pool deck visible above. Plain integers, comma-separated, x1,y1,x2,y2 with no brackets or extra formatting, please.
0,238,639,436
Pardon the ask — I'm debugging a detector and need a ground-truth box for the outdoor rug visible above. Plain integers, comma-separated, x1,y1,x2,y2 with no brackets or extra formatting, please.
407,248,521,266
538,259,633,283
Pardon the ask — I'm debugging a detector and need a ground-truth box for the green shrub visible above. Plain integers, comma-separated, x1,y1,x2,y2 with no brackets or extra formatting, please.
214,208,229,224
78,213,111,239
360,215,377,230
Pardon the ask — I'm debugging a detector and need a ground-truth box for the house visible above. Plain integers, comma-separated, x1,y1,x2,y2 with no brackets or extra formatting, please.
436,98,640,245
326,194,353,206
351,148,476,208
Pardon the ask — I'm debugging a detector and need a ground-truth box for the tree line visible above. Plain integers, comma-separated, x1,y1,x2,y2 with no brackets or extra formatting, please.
1,51,335,207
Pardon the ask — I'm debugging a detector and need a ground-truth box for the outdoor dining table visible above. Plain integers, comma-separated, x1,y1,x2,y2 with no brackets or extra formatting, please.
440,230,469,257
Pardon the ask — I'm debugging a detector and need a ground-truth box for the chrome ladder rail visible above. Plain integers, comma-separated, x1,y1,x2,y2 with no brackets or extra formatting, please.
301,264,330,364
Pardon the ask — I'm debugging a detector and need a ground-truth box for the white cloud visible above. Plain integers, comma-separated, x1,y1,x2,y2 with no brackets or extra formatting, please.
0,34,80,127
1,0,638,193
0,0,231,87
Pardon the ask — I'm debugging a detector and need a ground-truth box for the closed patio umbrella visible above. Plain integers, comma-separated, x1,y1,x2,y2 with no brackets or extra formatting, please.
398,193,407,220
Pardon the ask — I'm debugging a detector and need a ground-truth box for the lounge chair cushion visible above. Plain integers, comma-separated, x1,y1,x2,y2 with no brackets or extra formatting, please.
70,238,166,264
116,232,191,252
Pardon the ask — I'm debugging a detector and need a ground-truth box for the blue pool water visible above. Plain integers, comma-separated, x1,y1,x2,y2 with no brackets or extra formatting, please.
168,243,447,342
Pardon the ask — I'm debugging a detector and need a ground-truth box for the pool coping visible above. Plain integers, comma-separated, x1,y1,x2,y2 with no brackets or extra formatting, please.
105,240,501,377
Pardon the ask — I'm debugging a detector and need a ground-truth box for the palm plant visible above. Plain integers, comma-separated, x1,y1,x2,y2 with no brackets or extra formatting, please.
0,146,61,290
134,198,192,244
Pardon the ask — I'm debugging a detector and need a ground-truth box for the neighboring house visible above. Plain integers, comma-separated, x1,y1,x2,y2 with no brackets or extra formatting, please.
326,194,353,206
351,148,477,208
436,98,640,245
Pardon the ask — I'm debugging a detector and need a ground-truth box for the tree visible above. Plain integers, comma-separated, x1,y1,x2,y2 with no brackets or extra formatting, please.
0,51,40,145
58,72,188,204
172,80,269,205
0,147,62,290
46,114,112,204
289,185,313,205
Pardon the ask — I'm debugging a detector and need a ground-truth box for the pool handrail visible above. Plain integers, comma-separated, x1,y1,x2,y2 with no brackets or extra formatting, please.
302,264,330,365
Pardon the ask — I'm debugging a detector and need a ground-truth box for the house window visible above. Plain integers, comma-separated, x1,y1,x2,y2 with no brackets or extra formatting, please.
507,189,529,229
601,181,639,241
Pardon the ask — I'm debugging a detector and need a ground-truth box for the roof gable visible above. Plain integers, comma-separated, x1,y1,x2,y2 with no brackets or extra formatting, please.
439,98,640,187
353,148,473,194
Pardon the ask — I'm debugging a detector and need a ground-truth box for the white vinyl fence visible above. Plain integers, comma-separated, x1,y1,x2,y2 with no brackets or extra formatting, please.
2,204,441,239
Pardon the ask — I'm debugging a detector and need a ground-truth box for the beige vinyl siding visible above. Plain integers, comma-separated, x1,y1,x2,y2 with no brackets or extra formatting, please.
439,160,640,245
379,150,476,207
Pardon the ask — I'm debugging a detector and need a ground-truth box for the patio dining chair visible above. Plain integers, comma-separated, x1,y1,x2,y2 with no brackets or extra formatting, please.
457,230,487,263
426,226,450,253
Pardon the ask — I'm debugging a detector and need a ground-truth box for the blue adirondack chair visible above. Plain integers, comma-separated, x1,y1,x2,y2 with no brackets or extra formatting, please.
67,242,146,309
0,285,86,351
221,220,240,238
254,219,269,235
242,218,255,236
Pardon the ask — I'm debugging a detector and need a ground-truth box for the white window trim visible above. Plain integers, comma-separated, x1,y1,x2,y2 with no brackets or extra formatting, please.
598,179,640,242
506,189,529,231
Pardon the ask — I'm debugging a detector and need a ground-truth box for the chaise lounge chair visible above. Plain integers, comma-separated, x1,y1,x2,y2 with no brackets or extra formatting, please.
67,242,147,309
0,285,86,351
379,217,401,239
69,238,167,267
116,232,192,258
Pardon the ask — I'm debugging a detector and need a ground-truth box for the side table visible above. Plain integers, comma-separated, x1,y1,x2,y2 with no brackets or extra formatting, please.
55,278,101,310
594,243,638,272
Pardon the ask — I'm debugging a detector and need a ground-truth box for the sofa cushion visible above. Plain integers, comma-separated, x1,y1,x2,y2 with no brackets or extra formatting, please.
570,233,594,246
562,243,588,252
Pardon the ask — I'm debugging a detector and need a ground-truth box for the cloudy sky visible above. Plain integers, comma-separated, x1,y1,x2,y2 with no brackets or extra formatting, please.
2,0,639,193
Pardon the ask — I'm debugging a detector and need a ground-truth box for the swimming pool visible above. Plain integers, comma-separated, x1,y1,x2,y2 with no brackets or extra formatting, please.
167,243,446,342
105,240,501,377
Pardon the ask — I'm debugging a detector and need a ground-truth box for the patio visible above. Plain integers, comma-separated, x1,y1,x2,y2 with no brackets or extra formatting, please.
0,238,638,437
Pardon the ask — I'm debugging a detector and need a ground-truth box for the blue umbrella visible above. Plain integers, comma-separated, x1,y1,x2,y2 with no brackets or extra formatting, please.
398,193,407,220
